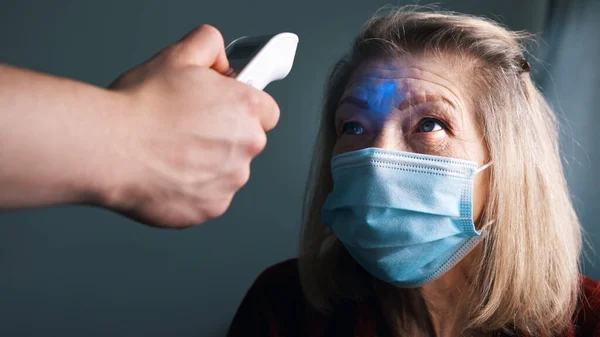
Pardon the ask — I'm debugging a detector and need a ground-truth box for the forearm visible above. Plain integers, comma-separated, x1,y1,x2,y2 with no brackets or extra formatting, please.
0,63,127,210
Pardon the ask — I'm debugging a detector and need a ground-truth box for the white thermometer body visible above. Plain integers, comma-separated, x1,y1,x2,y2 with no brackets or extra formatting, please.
225,32,298,90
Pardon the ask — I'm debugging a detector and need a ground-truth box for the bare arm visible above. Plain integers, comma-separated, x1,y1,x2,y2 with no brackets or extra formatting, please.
0,63,128,209
0,25,280,228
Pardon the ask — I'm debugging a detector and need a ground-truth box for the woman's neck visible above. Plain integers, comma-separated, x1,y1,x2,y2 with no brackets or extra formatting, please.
421,268,471,337
376,248,481,337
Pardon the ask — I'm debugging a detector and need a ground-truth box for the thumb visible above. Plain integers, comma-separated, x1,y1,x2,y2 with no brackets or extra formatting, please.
174,24,230,73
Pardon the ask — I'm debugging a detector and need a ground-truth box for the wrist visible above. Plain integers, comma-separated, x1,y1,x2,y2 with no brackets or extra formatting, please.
83,89,140,212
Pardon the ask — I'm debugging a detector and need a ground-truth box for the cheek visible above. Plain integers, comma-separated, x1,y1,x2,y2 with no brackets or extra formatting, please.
409,132,451,156
332,135,375,156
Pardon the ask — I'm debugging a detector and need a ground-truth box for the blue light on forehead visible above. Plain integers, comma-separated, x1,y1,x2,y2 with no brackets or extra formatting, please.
356,80,397,118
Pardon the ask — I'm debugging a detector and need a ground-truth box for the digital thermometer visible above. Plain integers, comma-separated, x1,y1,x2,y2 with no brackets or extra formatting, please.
225,32,298,90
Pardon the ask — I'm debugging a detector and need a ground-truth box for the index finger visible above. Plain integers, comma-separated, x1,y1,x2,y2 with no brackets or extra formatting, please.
251,88,281,132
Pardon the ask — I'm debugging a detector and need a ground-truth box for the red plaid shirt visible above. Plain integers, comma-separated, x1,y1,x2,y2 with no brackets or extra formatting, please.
228,259,600,337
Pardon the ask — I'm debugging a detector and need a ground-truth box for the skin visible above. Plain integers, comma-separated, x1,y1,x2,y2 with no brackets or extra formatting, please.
332,54,490,336
0,25,280,228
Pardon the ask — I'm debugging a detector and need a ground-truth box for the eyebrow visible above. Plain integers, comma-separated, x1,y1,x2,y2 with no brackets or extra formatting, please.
399,94,457,111
337,94,457,111
337,96,370,109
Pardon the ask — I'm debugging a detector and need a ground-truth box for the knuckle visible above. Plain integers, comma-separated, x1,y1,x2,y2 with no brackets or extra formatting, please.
265,92,279,112
230,168,250,189
259,91,278,114
233,167,251,188
248,131,267,155
239,87,263,111
238,89,280,130
205,199,231,219
267,96,281,129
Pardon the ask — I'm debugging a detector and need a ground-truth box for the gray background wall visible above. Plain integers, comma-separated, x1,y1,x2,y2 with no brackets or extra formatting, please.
1,0,592,336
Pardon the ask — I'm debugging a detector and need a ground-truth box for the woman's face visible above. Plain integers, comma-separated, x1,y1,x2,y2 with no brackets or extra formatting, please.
332,55,490,223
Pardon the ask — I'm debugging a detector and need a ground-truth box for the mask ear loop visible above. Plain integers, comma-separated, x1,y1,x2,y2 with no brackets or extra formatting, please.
476,161,493,174
478,219,495,234
475,161,494,234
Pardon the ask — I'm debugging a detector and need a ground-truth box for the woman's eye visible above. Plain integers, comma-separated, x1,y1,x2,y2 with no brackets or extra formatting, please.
418,118,444,133
341,121,365,135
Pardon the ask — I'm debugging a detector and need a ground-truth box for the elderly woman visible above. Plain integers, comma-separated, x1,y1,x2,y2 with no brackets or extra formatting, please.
227,7,599,337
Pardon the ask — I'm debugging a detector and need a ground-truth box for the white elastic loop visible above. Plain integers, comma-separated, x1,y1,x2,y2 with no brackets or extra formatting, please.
476,161,493,174
477,219,495,234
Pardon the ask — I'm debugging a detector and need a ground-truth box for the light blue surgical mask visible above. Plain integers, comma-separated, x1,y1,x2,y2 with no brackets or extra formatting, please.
321,147,493,287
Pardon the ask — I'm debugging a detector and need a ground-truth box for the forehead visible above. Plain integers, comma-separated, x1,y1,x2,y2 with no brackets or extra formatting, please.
341,56,470,112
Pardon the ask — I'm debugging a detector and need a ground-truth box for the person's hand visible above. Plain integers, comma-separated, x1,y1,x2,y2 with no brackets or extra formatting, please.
100,25,280,228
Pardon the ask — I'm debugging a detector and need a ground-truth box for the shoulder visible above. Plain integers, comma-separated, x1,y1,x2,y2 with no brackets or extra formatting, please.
227,258,314,337
249,258,303,297
581,275,600,301
256,258,301,282
572,275,600,335
579,275,600,314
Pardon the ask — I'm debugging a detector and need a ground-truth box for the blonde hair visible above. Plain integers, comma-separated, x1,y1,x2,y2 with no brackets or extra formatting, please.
298,6,582,336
